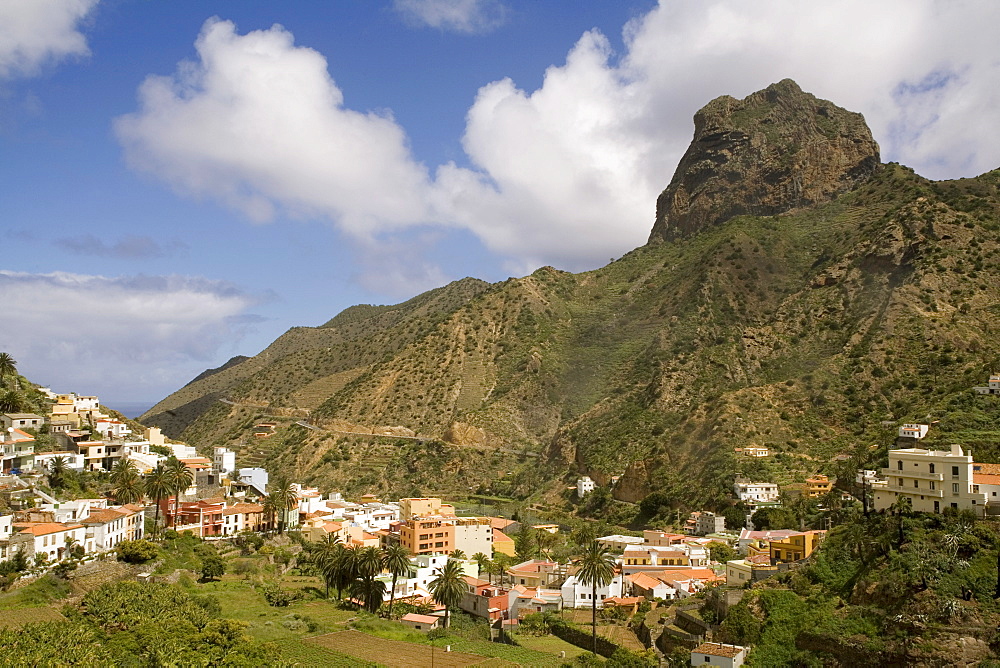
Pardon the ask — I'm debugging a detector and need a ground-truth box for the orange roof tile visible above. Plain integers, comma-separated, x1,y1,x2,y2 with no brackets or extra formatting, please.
16,522,82,536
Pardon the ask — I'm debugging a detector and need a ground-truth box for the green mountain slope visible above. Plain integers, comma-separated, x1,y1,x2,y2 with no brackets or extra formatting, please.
142,81,1000,509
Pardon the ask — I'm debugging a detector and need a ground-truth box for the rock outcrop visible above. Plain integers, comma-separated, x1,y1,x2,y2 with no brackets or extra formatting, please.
648,79,880,241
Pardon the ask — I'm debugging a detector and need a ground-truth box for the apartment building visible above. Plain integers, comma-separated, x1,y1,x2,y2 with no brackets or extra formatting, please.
873,445,987,514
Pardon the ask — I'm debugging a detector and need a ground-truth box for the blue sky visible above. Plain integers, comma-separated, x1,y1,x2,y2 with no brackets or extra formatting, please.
1,0,998,408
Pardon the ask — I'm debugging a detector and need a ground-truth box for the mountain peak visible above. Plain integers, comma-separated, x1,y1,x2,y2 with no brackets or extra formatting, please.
648,79,880,241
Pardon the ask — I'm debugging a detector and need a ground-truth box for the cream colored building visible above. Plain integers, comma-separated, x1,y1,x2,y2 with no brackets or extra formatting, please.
873,445,987,514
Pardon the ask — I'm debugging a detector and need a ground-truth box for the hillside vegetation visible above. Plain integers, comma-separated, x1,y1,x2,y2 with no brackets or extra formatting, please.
142,82,1000,512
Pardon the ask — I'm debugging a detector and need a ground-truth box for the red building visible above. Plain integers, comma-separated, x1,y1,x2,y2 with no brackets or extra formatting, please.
160,497,226,537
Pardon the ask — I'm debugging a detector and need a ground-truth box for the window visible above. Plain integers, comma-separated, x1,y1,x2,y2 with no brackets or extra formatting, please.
953,483,959,494
930,482,935,490
897,460,903,470
952,466,960,477
929,463,935,474
914,480,919,488
951,503,958,509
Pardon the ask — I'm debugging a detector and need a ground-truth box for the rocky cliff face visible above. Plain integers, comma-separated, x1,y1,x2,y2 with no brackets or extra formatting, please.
648,79,880,241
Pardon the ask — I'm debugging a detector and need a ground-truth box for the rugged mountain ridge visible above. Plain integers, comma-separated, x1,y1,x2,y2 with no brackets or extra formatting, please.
649,79,880,240
143,81,1000,508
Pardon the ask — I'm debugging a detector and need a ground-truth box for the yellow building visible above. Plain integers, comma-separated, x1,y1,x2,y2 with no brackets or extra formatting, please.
805,474,833,498
769,530,825,563
492,529,515,557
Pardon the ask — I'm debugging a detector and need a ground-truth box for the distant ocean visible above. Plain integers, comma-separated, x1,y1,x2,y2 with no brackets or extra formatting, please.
107,402,156,419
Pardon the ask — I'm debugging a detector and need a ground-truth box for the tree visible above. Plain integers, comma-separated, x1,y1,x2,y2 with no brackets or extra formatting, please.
537,530,560,558
201,554,225,582
110,458,139,487
750,506,797,531
491,552,512,586
0,389,28,413
165,459,193,527
351,577,387,614
707,541,737,564
261,495,278,533
0,352,17,388
111,460,144,506
47,456,68,491
577,541,616,655
267,479,298,534
143,464,172,532
515,527,538,561
116,539,159,564
472,552,490,579
429,559,466,628
450,549,467,560
313,535,343,599
383,543,411,618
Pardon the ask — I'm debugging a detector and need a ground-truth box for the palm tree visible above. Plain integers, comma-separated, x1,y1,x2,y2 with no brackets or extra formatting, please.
47,456,68,490
165,459,193,527
0,353,17,388
450,549,467,560
268,479,299,533
351,576,387,614
472,552,490,580
314,535,343,599
261,495,279,533
577,541,616,654
383,543,411,618
112,472,144,506
429,559,466,628
0,389,27,413
349,546,385,612
109,458,139,487
143,464,173,532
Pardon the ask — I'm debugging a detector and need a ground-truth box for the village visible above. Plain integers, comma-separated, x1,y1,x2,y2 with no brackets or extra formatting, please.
2,377,999,665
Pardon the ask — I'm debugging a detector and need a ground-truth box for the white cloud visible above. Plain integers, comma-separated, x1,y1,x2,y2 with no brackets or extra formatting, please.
393,0,507,34
0,0,98,79
115,18,434,236
117,4,1000,278
0,270,261,399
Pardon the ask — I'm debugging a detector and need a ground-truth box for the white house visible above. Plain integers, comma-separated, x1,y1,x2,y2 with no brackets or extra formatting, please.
974,375,1000,395
81,505,145,552
12,522,87,562
94,419,131,439
213,447,236,476
577,476,596,498
561,571,624,609
690,642,748,667
0,515,13,561
733,481,779,504
898,423,929,440
74,396,100,411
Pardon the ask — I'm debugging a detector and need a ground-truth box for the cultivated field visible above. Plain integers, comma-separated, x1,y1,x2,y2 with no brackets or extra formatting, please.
307,630,491,667
0,605,64,628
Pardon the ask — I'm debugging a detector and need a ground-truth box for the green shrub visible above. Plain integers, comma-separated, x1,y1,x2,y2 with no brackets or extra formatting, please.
115,539,159,564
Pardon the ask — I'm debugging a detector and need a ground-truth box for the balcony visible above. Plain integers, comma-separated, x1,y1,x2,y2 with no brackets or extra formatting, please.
882,483,944,498
882,468,944,482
